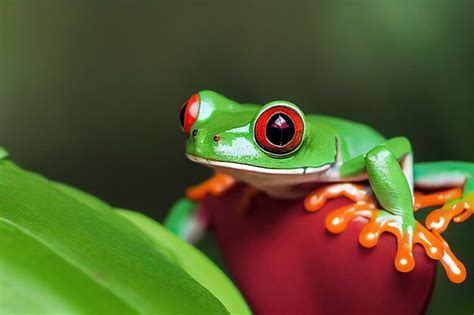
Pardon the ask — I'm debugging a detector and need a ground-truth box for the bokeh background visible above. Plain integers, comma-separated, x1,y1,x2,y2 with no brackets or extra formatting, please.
1,1,473,314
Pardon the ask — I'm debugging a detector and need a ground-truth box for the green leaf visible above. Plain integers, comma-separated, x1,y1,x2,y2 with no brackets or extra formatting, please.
0,160,250,314
116,209,251,315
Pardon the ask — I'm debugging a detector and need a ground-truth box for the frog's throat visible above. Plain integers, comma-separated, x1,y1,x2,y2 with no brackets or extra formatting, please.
185,153,332,175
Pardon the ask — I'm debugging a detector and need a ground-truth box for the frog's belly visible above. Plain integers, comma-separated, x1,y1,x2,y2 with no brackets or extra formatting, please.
213,165,368,199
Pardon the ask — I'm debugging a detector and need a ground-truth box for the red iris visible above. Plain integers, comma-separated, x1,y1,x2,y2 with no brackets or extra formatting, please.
179,94,200,136
254,105,304,155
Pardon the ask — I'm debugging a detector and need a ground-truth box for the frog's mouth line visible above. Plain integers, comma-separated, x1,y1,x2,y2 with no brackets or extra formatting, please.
186,154,331,175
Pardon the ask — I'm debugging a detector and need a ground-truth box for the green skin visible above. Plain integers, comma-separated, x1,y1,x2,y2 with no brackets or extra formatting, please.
166,90,474,242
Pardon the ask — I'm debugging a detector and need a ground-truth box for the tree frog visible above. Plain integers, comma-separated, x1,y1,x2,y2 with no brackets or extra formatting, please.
166,90,473,283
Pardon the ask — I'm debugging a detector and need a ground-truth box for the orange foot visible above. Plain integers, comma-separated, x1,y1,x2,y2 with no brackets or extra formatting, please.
413,189,471,283
414,188,463,212
305,185,467,283
186,173,236,202
431,229,467,283
424,192,474,232
305,183,373,212
325,201,443,273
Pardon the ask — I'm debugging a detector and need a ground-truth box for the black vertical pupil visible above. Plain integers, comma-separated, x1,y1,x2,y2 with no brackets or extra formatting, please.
266,113,295,146
179,101,188,128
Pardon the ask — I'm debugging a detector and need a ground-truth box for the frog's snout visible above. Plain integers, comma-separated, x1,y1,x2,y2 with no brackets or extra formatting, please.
190,128,220,144
187,127,220,156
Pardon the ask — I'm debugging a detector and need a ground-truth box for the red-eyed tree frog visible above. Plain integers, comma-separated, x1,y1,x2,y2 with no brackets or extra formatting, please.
166,90,473,284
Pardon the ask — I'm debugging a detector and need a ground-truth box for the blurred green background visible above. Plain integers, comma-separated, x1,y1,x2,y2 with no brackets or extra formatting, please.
0,1,472,314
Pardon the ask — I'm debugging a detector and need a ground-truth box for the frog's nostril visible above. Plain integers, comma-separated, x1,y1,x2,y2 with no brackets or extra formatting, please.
192,130,198,137
213,135,220,143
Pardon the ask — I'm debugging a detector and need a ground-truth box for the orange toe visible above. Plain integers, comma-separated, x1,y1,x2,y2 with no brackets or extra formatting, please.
186,173,236,201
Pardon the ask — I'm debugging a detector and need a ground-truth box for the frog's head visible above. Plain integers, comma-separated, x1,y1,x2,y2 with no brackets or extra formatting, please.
179,90,337,176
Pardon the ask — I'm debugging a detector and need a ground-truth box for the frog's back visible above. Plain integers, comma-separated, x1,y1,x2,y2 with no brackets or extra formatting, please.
309,115,386,160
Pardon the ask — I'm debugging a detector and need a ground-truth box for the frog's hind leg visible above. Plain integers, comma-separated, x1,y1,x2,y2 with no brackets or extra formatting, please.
413,162,474,283
415,162,474,229
165,198,209,243
165,172,236,243
410,184,469,282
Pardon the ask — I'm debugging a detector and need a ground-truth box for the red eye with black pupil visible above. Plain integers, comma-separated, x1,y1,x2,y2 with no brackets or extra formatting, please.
179,93,200,136
266,113,295,146
255,105,304,155
179,101,188,128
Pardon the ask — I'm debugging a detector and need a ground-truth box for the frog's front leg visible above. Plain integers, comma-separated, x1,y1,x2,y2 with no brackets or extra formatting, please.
317,141,444,273
360,147,444,272
186,173,236,201
305,138,413,213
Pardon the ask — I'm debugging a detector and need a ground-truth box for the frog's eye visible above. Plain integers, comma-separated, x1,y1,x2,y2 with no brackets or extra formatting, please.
179,93,200,136
254,105,304,156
